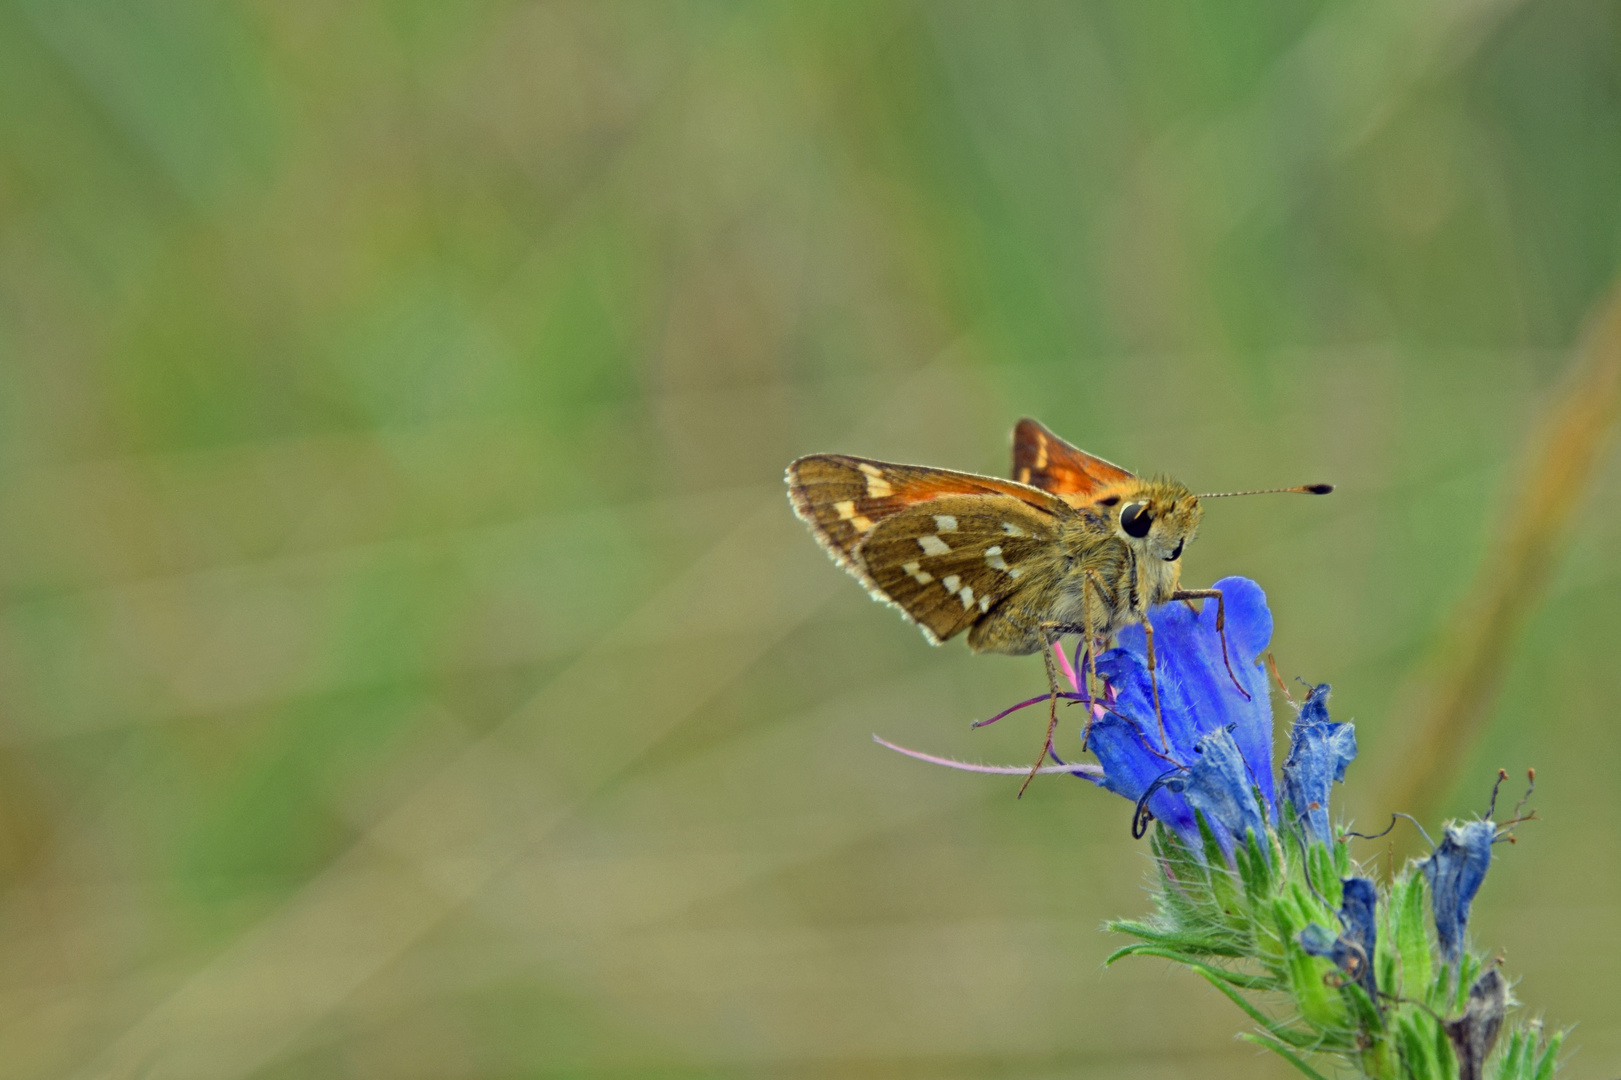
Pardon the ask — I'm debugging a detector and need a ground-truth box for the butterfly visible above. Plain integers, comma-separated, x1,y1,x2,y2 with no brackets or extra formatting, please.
786,418,1331,788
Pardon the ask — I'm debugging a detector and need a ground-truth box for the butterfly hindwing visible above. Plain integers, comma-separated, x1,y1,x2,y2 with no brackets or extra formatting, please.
854,495,1058,644
1011,417,1136,497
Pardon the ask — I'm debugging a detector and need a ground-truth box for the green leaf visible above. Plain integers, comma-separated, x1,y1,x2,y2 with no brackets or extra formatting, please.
1192,970,1325,1050
1104,921,1247,957
1238,1033,1334,1080
1104,943,1278,989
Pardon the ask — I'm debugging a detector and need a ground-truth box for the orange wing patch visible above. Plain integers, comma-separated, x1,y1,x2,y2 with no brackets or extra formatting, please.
1011,418,1136,498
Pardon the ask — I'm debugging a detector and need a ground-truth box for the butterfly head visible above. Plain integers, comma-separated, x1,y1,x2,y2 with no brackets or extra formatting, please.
1103,479,1201,563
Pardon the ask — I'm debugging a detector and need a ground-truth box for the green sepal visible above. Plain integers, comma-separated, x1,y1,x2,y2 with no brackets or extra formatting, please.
1434,1013,1458,1079
1339,979,1383,1035
1281,909,1343,1027
1393,1011,1447,1080
1499,1029,1529,1077
1194,811,1246,928
1532,1029,1567,1080
1331,834,1352,877
1236,825,1272,900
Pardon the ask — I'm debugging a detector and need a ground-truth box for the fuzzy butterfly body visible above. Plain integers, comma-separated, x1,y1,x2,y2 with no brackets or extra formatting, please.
786,419,1204,656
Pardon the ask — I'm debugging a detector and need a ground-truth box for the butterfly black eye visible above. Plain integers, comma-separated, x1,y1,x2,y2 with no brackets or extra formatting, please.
1120,502,1152,538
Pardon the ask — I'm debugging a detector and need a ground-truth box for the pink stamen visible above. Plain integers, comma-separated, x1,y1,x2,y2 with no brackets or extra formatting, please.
970,692,1052,729
1054,640,1080,692
874,734,1104,779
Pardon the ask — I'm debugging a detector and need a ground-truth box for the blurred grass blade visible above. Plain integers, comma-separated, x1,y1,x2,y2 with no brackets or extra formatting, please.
1375,276,1621,822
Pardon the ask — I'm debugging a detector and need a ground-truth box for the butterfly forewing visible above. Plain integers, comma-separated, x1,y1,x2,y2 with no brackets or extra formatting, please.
1012,417,1135,497
786,453,1065,573
855,495,1057,644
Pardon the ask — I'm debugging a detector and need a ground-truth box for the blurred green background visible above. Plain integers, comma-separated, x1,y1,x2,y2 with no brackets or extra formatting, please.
2,2,1619,1077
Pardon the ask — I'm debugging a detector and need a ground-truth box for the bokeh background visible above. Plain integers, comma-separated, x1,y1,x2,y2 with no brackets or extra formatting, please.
2,2,1620,1078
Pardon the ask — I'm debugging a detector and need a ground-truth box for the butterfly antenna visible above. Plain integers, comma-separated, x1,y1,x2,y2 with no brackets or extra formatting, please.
1196,483,1335,498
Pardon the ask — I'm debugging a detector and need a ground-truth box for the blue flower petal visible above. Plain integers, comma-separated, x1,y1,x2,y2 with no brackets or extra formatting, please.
1422,819,1495,966
1092,642,1201,773
1112,577,1275,806
1298,876,1379,1002
1298,923,1348,965
1075,577,1278,852
1169,725,1267,853
1087,712,1196,840
1280,683,1358,843
1297,681,1332,726
1339,876,1379,1001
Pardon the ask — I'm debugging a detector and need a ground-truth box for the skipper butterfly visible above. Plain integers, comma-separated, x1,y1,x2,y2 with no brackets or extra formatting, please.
786,418,1331,789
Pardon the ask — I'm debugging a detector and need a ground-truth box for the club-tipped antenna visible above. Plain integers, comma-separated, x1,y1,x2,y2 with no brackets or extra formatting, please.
1196,483,1335,498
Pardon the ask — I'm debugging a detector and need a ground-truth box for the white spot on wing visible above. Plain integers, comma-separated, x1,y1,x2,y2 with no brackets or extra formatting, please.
933,514,958,532
834,500,873,531
941,574,961,593
902,560,933,585
918,535,951,556
1007,567,1023,579
958,585,974,609
984,545,1008,570
1001,522,1025,536
978,593,991,613
858,463,893,499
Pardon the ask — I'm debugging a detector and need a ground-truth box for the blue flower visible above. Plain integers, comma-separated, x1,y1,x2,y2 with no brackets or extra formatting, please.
1281,683,1358,843
1086,576,1276,852
1423,819,1495,966
877,576,1359,863
1167,724,1267,848
1300,876,1380,1003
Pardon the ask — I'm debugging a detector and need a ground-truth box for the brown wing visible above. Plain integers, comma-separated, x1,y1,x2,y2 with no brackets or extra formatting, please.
1011,418,1136,497
852,495,1060,645
786,455,1067,627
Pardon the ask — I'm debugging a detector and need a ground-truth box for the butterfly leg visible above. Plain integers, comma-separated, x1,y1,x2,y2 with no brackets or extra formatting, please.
1170,588,1252,701
1142,614,1169,752
1017,638,1065,798
1078,569,1104,749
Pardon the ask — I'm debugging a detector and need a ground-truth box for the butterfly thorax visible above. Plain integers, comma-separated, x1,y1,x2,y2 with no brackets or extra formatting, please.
987,476,1200,652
